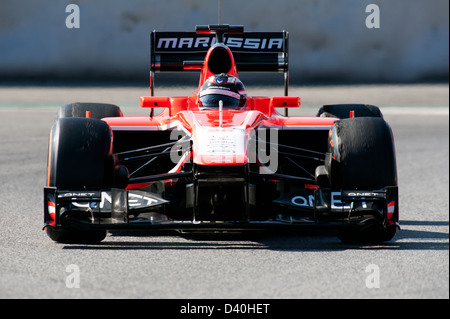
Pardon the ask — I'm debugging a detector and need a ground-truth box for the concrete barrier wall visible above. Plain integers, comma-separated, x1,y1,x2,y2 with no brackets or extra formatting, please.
0,0,448,83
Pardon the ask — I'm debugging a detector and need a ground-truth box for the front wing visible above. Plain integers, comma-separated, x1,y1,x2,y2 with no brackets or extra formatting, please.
44,178,399,233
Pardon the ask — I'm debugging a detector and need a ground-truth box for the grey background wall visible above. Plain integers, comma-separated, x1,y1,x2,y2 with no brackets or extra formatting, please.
0,0,448,83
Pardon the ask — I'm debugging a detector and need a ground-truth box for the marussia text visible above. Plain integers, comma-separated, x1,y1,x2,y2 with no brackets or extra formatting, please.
157,37,283,50
180,303,270,316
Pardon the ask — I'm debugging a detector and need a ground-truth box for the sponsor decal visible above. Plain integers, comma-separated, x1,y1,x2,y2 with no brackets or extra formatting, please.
342,191,386,198
280,191,386,211
128,193,162,208
58,192,98,198
331,192,352,210
197,128,245,156
60,191,167,210
291,195,315,208
155,34,284,52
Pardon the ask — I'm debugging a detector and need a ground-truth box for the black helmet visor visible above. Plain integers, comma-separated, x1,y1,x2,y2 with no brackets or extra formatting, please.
199,94,240,108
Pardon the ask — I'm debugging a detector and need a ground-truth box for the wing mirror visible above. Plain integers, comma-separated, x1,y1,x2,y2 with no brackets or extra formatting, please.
140,96,171,108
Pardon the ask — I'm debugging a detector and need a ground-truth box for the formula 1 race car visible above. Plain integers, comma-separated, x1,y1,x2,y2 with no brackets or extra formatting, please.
44,25,399,244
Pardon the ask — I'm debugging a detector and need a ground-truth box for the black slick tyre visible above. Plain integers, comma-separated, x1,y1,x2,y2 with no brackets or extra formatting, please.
47,118,114,189
326,117,398,243
45,117,114,243
58,102,123,119
317,104,383,119
326,117,397,189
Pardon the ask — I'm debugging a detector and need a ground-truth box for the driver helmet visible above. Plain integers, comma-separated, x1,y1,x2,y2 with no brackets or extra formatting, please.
198,74,247,110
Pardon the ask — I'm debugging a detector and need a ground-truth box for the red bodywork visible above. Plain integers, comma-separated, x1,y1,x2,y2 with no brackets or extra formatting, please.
104,43,336,175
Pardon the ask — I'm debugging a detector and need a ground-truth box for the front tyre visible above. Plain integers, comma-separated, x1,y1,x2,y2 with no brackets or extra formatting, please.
45,117,114,243
327,117,397,189
326,117,398,244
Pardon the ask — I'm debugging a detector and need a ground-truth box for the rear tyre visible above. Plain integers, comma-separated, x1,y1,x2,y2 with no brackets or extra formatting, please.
58,102,123,119
317,104,383,119
45,117,114,243
326,117,398,243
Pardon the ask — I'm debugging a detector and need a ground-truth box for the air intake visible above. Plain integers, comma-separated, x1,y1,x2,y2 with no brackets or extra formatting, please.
207,45,232,75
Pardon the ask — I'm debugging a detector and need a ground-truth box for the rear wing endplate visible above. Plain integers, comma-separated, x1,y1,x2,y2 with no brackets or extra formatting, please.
150,27,289,96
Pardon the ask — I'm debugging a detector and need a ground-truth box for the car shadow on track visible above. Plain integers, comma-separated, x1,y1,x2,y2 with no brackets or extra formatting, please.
61,220,449,251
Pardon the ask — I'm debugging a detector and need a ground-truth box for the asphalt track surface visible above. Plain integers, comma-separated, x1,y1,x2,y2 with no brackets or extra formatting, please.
0,84,448,299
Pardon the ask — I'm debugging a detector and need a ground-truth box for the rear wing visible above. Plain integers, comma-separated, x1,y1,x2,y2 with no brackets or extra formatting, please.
150,26,289,96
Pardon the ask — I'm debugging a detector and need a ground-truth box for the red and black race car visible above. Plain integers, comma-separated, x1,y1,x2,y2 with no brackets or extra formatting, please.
44,25,399,244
